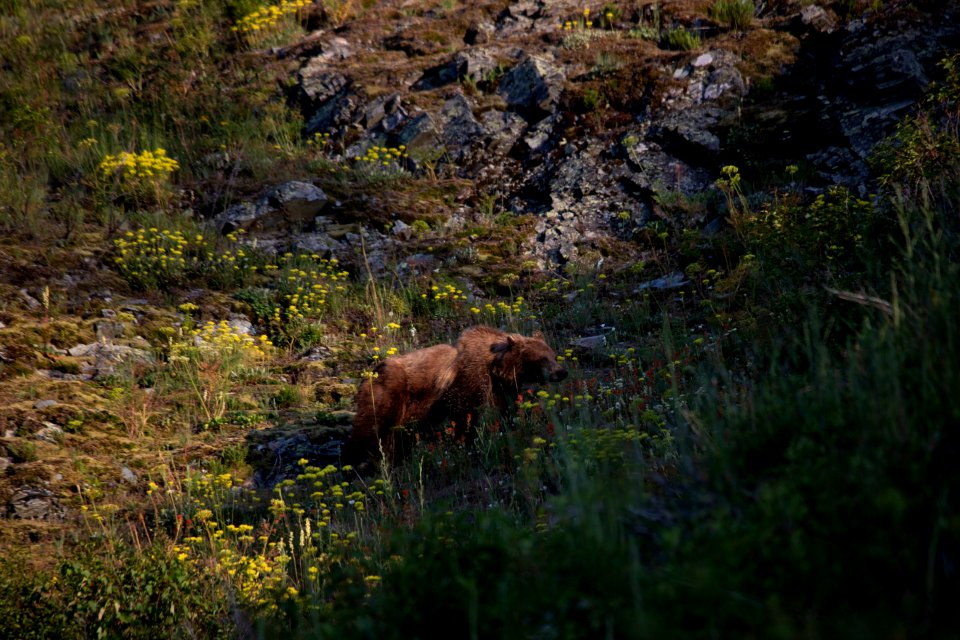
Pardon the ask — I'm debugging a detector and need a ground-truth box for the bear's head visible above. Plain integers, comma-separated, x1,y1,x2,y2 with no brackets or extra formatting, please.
491,331,568,386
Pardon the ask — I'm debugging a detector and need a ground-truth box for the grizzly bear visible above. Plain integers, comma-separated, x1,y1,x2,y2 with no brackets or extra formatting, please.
347,326,567,464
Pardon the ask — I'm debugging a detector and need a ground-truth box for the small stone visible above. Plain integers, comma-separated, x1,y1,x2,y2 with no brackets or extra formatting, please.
120,466,138,484
392,219,414,240
33,399,58,410
635,273,690,291
229,316,255,336
692,53,714,68
572,335,606,350
800,5,837,33
19,289,41,310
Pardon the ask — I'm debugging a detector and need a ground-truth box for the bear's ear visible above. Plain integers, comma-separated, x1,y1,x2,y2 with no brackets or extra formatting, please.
490,336,513,355
532,330,544,340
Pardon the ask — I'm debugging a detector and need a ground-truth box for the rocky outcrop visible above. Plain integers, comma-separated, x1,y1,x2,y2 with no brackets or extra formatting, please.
8,486,64,521
230,1,959,271
66,342,153,379
216,181,328,234
496,54,566,118
749,1,960,190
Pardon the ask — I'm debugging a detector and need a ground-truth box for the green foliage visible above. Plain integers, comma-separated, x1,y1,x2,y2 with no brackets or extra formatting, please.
164,319,273,425
709,0,755,30
582,87,604,112
746,186,876,272
871,53,960,209
627,25,659,41
0,544,228,639
627,0,661,41
669,206,960,635
270,384,301,409
7,439,37,463
350,511,644,640
662,27,701,51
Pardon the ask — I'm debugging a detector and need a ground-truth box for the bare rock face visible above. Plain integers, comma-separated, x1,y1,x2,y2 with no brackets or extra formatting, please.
272,1,958,272
800,5,839,34
216,181,328,234
497,54,566,118
412,48,500,91
743,2,960,196
8,486,64,521
66,342,153,379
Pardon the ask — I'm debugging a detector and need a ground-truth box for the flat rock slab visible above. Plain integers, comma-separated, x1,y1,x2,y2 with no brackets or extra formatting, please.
8,486,65,521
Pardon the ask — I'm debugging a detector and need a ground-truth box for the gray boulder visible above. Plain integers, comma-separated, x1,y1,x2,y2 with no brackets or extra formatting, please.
216,181,328,234
394,112,440,154
438,94,485,163
9,486,64,521
497,54,565,116
66,342,154,379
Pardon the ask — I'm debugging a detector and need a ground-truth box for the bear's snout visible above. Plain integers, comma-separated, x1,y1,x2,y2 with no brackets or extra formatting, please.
548,367,568,382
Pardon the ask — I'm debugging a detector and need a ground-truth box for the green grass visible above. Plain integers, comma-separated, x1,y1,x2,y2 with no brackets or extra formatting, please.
661,27,701,51
709,0,755,31
0,2,957,638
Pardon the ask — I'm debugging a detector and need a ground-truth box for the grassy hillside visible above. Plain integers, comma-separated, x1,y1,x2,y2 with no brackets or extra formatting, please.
0,1,958,638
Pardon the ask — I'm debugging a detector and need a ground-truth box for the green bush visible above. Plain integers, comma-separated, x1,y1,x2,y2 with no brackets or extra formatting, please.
0,543,229,639
671,210,960,634
330,511,645,640
871,53,960,210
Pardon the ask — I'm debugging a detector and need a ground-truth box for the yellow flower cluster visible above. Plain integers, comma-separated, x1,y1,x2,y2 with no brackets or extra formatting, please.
112,227,257,291
163,462,389,619
561,7,596,30
192,319,273,360
270,254,348,332
184,469,238,498
306,132,330,149
354,145,407,171
565,425,657,462
232,0,309,36
295,462,368,524
188,538,290,609
417,282,530,324
356,323,411,363
113,227,193,286
426,282,465,302
99,148,180,181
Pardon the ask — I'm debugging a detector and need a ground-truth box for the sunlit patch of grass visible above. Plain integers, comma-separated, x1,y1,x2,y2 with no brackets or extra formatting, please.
709,0,754,31
161,319,273,425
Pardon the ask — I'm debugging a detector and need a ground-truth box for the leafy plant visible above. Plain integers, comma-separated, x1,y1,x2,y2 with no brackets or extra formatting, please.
0,543,227,639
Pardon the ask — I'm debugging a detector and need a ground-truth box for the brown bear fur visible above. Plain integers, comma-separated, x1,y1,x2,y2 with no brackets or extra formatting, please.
348,343,458,463
347,326,567,464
